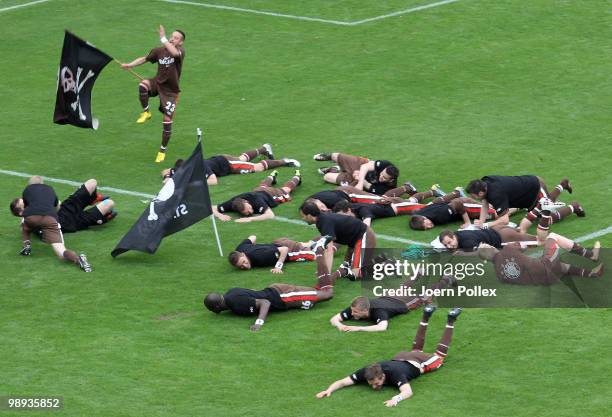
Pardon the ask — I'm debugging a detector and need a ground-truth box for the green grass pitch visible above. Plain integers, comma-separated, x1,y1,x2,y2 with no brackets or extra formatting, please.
1,0,611,416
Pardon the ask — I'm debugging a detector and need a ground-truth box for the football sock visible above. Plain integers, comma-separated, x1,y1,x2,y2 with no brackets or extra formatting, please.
570,243,593,259
139,84,149,110
261,160,285,169
436,322,455,357
161,122,172,148
63,250,79,264
241,147,264,161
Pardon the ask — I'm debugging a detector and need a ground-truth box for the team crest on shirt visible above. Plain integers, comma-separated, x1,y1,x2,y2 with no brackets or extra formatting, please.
502,258,521,280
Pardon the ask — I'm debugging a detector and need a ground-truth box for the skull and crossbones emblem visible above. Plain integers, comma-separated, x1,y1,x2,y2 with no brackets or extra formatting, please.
148,179,176,221
60,66,95,121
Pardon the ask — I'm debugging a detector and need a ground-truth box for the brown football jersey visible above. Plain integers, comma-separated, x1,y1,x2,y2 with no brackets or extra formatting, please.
493,246,561,285
146,46,185,94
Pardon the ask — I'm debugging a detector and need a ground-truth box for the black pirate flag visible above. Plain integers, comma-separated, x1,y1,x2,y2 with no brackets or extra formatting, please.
53,31,112,129
111,140,213,257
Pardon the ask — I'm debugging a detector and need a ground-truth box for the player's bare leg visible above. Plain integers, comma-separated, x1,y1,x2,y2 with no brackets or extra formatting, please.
137,80,152,124
50,242,91,272
537,215,600,261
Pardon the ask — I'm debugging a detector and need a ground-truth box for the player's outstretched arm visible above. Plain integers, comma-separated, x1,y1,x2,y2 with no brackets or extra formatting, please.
316,377,355,398
384,383,413,407
271,246,289,274
235,208,275,223
212,205,232,222
121,57,147,68
343,321,389,332
484,212,510,229
250,299,271,331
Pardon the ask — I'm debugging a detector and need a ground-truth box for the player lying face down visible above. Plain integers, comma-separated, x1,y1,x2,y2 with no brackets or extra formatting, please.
329,275,456,332
211,170,301,223
160,144,299,186
204,237,344,331
438,227,537,251
227,235,316,274
317,307,462,407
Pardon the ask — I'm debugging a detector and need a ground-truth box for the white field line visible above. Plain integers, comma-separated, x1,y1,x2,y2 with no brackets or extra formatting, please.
350,0,459,25
160,0,351,26
2,169,610,246
0,0,50,13
0,169,427,245
159,0,460,26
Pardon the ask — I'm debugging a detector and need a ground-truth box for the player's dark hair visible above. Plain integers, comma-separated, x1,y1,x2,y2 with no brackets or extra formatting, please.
9,198,21,217
364,363,384,381
439,230,456,243
203,293,224,313
231,198,248,213
351,296,370,311
173,159,184,170
385,165,399,182
228,251,242,267
332,200,351,213
176,30,186,41
409,215,427,230
466,179,487,195
300,201,320,217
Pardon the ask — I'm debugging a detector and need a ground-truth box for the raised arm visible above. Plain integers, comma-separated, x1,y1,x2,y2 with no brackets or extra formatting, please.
316,377,355,398
250,299,271,331
159,25,181,57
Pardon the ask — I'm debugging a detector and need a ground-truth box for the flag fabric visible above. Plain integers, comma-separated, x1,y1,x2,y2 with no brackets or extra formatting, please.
111,142,213,257
53,30,112,130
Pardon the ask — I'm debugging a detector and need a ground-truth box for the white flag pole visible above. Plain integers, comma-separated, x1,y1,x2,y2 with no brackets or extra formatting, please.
197,127,224,257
